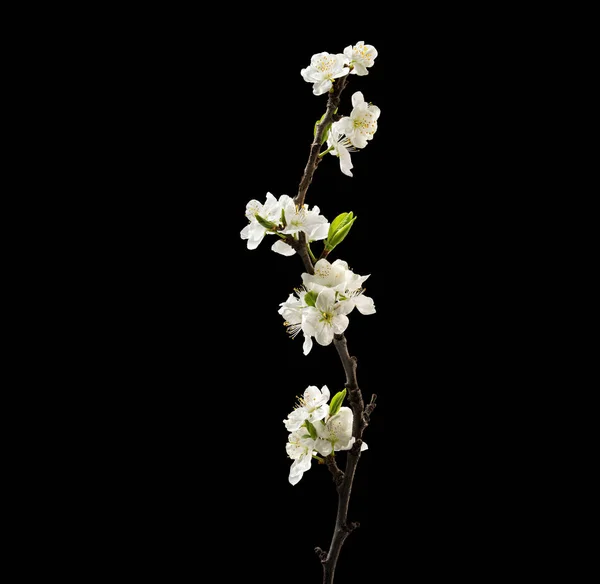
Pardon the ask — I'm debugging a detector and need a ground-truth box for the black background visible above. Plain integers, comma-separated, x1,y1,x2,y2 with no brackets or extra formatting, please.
86,21,535,583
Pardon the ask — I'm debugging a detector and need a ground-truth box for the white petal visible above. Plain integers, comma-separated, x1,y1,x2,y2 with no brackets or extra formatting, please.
335,300,354,317
246,231,264,250
351,134,369,149
303,334,313,356
289,469,303,486
339,147,354,177
313,79,333,96
360,441,368,451
315,325,334,346
308,222,329,241
320,385,330,402
315,438,333,456
369,105,381,121
343,45,352,59
316,288,335,312
240,224,250,239
332,67,349,79
354,294,376,315
351,91,365,108
271,240,296,256
353,63,368,76
332,314,349,334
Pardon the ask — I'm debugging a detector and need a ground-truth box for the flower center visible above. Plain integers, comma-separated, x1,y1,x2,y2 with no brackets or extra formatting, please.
320,311,334,325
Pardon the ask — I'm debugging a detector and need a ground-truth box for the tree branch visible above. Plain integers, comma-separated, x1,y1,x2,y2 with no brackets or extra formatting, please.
315,334,375,584
295,75,349,209
285,75,377,583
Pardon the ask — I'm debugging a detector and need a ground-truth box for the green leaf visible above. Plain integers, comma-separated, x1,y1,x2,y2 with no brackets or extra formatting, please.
280,208,287,228
304,420,318,440
255,214,277,230
304,290,318,307
328,212,350,240
329,389,347,417
328,217,356,249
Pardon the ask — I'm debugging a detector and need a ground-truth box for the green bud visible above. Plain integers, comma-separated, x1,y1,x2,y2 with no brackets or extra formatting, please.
327,212,353,241
255,214,277,230
327,217,356,249
304,419,318,440
304,290,318,307
328,389,347,417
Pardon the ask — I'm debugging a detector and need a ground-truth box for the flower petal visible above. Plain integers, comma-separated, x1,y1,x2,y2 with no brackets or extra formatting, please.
339,146,354,177
316,288,335,312
313,79,333,96
351,91,365,108
315,325,334,346
332,314,349,334
315,438,333,456
353,62,368,76
240,224,250,239
354,294,376,315
271,240,296,256
302,334,313,356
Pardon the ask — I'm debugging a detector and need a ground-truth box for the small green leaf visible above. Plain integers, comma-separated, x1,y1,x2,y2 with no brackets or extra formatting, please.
302,434,312,439
304,290,318,307
255,214,277,230
329,389,347,417
328,217,356,249
280,208,287,228
328,212,350,240
304,420,318,440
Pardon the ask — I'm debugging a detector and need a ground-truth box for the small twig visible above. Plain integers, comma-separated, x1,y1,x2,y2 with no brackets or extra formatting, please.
325,454,345,490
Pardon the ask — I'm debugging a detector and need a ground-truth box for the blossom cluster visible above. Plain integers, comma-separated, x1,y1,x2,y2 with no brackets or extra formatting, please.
284,385,367,485
301,41,378,96
279,259,375,355
240,192,329,256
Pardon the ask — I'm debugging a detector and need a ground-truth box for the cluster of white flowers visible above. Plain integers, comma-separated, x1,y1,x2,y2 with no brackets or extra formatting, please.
240,192,329,256
301,41,378,96
279,259,375,355
284,385,367,485
301,42,381,177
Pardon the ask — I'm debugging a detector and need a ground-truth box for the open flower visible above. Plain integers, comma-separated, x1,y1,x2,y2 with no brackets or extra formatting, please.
315,406,368,456
240,192,282,250
302,259,376,316
301,52,349,96
302,259,350,293
303,288,353,347
337,92,381,149
286,429,316,486
283,385,331,431
343,41,378,76
326,121,356,177
278,291,313,355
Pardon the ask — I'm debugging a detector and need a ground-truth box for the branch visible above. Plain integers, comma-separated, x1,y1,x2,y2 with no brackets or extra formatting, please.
325,454,344,490
284,232,314,275
294,75,349,209
317,333,375,584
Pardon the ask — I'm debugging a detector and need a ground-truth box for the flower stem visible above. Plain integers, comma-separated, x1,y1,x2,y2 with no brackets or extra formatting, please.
307,242,317,264
318,146,334,158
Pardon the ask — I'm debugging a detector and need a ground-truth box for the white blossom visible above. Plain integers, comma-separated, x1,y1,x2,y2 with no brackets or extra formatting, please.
278,291,313,355
303,288,353,347
283,385,331,431
337,92,381,149
280,198,329,241
302,259,376,316
286,429,316,486
326,121,356,177
343,41,378,76
315,406,368,456
301,52,349,96
240,192,282,250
